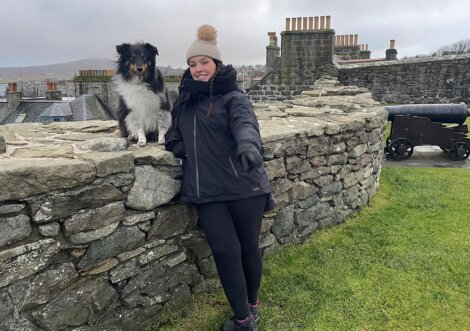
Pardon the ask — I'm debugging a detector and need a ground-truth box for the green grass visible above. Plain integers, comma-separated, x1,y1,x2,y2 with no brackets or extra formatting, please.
150,167,470,330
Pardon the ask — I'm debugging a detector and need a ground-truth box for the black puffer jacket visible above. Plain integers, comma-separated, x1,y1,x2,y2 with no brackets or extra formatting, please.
165,65,271,204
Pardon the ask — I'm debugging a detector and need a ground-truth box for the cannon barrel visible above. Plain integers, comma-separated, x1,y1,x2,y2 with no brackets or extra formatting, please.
385,103,470,124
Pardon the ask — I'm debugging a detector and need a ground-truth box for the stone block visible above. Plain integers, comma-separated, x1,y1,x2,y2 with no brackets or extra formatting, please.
80,151,134,177
271,204,294,239
110,259,141,284
137,244,179,265
39,222,60,237
162,252,187,268
0,240,61,289
0,203,25,215
76,137,128,152
123,211,156,226
32,184,125,223
11,144,74,158
0,214,31,247
126,165,181,211
30,277,118,330
9,263,78,311
80,258,119,276
296,202,331,227
0,159,96,201
271,177,295,196
265,158,286,180
292,181,317,200
78,225,145,268
260,233,276,249
64,201,125,235
197,256,217,278
69,222,120,244
320,181,343,196
148,204,197,240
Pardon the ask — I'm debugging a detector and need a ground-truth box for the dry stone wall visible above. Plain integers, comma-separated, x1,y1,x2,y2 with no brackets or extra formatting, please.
0,78,387,331
338,54,470,104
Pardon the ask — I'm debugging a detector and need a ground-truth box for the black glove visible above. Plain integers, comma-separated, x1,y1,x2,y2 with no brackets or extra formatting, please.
170,141,186,159
239,146,263,172
165,129,185,159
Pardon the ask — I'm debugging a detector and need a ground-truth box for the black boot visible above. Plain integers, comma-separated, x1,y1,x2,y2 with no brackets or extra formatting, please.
220,315,257,331
250,304,260,323
223,300,260,329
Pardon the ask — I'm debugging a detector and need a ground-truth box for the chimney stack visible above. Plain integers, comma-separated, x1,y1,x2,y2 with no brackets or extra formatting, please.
45,81,62,100
386,39,398,60
6,82,22,111
266,32,281,70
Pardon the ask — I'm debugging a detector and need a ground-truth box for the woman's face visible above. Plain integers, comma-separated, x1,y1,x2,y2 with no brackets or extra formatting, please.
188,56,217,82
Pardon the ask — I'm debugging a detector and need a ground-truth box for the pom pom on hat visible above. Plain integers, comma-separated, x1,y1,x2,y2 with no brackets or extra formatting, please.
197,25,217,41
186,24,222,63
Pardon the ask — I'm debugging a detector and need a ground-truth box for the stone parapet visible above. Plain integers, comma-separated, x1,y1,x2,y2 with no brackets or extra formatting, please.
338,54,470,104
0,79,387,330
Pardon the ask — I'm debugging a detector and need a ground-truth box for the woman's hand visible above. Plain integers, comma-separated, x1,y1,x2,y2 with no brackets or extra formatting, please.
239,146,263,172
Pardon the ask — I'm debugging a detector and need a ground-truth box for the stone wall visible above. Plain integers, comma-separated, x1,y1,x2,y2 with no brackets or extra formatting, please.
0,78,387,330
338,54,470,104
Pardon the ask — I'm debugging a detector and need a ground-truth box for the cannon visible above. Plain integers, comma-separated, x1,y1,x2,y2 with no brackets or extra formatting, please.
385,103,470,161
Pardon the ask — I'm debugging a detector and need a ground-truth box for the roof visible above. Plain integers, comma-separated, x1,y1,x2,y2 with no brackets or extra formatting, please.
40,102,73,118
70,94,113,121
0,100,65,124
0,94,114,125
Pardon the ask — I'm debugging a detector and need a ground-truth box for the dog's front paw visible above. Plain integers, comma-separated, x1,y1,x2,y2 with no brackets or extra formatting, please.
137,140,147,147
157,138,165,145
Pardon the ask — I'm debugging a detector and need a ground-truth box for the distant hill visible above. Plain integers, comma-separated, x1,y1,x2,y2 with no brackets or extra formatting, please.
0,58,185,83
0,58,116,82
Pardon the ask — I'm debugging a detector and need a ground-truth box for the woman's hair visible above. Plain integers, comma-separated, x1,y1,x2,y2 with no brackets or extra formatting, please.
207,59,224,117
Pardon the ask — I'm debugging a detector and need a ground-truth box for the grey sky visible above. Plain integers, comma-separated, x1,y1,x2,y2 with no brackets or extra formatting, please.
1,0,469,68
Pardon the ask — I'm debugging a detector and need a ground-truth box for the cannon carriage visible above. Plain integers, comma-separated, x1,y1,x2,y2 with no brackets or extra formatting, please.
384,103,470,161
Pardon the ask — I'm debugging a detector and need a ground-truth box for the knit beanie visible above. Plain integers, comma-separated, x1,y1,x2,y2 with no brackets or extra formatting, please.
186,25,222,63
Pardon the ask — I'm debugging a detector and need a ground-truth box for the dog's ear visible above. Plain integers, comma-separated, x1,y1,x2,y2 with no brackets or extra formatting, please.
116,43,131,55
144,43,159,57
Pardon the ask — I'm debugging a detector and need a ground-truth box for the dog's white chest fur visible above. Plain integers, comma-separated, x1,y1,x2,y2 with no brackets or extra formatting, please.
116,77,163,132
115,76,171,146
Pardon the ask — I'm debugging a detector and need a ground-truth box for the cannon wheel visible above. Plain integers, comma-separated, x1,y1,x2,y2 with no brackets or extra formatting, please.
388,138,414,160
449,142,470,160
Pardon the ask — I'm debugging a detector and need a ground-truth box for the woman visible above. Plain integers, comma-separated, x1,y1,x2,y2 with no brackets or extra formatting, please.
165,25,275,331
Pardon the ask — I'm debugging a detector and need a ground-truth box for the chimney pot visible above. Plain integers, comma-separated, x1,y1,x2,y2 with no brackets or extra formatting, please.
8,82,17,92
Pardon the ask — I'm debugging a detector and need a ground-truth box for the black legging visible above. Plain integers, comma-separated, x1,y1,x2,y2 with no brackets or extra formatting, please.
196,194,267,320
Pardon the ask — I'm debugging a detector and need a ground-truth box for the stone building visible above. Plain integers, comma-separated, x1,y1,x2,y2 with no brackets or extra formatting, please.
248,16,402,102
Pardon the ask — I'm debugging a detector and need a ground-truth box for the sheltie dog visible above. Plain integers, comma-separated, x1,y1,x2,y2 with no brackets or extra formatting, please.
115,42,172,146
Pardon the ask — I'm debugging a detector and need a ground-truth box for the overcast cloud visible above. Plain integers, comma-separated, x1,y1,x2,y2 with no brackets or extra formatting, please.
1,0,469,68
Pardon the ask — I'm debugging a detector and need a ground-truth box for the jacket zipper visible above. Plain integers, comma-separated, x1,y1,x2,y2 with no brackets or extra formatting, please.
228,156,239,178
193,111,200,203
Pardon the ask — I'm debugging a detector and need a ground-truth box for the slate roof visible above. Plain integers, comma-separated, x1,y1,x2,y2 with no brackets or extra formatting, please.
70,94,114,121
0,102,8,123
0,100,65,124
0,94,115,125
40,102,73,117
